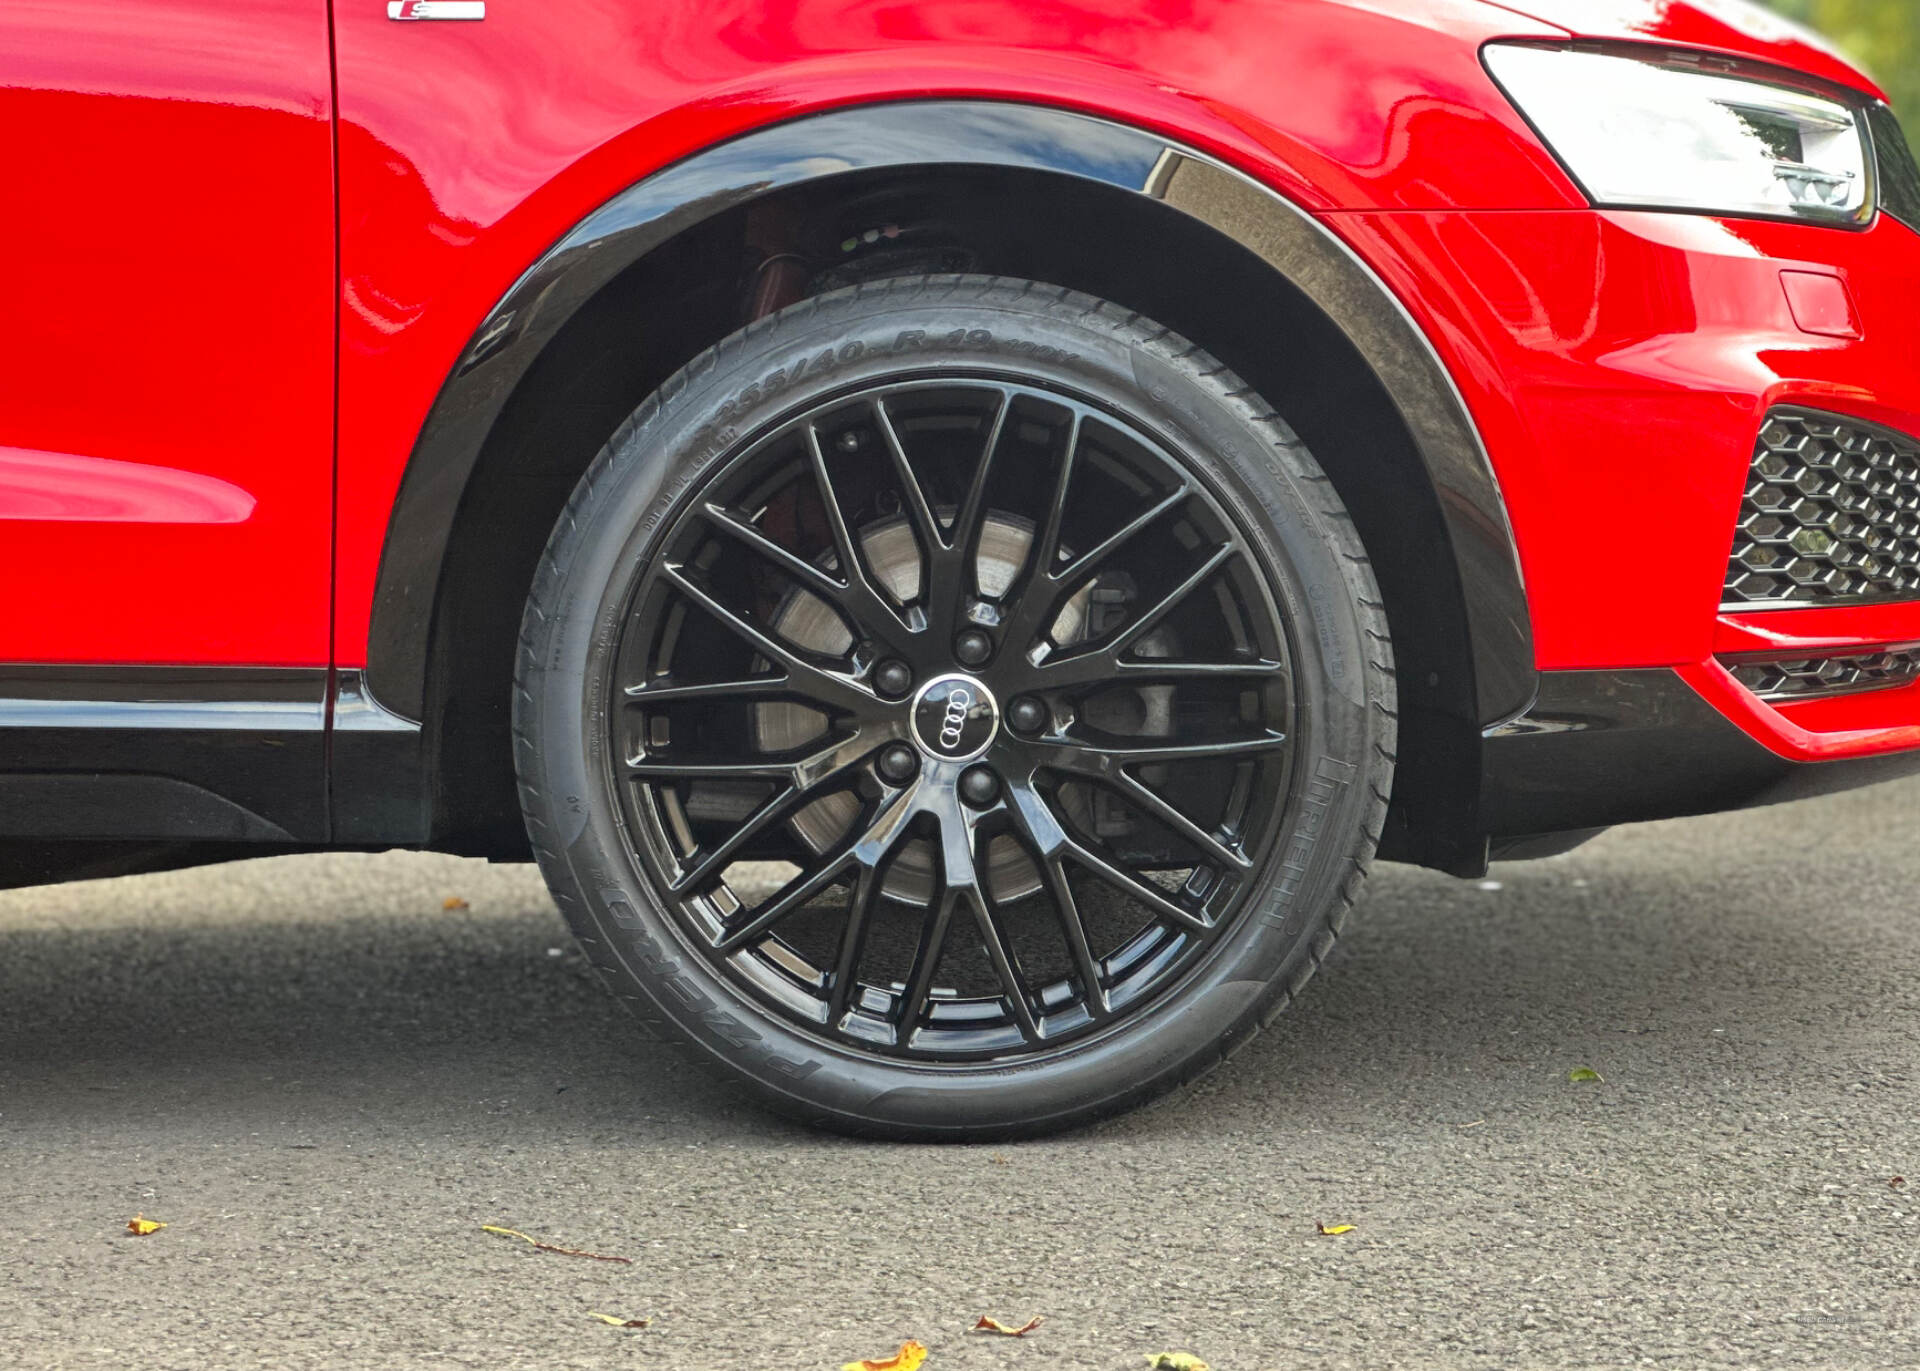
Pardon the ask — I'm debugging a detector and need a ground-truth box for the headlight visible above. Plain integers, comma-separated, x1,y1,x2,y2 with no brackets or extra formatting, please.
1486,44,1875,227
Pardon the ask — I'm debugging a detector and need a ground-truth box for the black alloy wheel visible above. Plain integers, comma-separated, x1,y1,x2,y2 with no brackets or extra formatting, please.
515,276,1395,1138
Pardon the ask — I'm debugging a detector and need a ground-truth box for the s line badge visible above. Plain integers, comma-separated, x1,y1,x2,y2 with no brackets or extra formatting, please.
388,1,485,17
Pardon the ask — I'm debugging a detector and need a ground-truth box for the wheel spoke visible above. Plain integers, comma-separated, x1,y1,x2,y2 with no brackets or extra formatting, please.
1026,737,1255,871
966,885,1040,1042
1051,484,1190,586
1042,855,1109,1021
630,730,873,789
804,425,919,637
1024,655,1287,692
937,806,1039,1043
1032,412,1080,579
1028,545,1236,685
697,501,848,602
948,389,1012,570
669,784,802,893
715,848,858,953
625,675,793,704
714,774,920,959
1003,786,1109,1020
933,389,1013,630
825,863,884,1026
1009,776,1211,931
666,732,884,893
872,397,947,558
1115,658,1286,680
1109,771,1252,872
1108,545,1235,655
994,414,1080,647
628,757,796,780
1030,730,1287,766
1000,428,1190,652
897,889,957,1039
660,562,870,710
1062,833,1210,932
1114,733,1285,763
804,422,872,589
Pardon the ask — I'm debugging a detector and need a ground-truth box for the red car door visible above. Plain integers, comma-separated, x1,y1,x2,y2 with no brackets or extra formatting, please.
0,0,335,666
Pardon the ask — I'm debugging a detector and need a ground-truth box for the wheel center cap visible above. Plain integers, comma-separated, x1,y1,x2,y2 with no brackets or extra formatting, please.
910,675,999,761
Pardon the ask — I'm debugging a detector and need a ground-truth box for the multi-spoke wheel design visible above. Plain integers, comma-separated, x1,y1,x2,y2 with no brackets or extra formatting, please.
615,379,1295,1058
517,277,1391,1136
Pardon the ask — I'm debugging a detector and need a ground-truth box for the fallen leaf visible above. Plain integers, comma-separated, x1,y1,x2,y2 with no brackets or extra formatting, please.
1145,1355,1210,1371
1567,1067,1603,1083
1316,1222,1355,1236
972,1315,1042,1336
588,1312,651,1329
443,896,470,910
480,1224,633,1264
1892,1176,1907,1189
125,1216,166,1237
841,1340,928,1371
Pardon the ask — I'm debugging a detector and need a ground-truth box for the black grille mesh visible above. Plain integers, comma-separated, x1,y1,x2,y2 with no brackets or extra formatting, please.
1724,647,1920,702
1724,410,1920,607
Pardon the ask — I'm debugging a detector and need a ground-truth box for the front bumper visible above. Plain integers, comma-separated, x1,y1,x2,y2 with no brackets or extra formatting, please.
1327,203,1920,776
1481,668,1920,846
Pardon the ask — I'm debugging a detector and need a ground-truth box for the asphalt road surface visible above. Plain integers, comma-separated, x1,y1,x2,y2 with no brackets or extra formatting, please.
3,779,1917,1370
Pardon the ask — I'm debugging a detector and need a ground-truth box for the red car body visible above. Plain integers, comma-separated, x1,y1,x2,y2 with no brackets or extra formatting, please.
2,0,1916,882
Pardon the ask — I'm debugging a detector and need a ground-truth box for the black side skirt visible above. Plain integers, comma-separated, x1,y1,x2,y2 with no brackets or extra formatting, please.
0,666,331,842
3,665,1910,883
0,666,430,846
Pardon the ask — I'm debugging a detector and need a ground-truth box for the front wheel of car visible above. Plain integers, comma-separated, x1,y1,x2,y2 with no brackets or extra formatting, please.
513,276,1395,1139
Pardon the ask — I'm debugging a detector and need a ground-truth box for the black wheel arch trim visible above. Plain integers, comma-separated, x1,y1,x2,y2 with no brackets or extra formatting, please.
363,99,1536,729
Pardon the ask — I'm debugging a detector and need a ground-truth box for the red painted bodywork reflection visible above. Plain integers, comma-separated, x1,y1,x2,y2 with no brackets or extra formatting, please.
0,449,256,524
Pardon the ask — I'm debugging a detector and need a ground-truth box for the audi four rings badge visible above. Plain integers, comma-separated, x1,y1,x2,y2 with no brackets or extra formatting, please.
911,676,997,760
940,687,973,749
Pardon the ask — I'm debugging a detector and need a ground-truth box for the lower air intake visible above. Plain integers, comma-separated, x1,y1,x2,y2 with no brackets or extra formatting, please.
1722,646,1920,702
1724,409,1920,608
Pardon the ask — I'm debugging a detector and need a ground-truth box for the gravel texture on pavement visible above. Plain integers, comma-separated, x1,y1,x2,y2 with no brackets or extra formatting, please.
2,780,1916,1369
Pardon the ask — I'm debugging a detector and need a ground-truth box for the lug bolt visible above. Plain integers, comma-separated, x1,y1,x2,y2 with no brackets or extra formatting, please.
877,743,919,785
958,765,1001,808
874,660,913,699
954,628,994,667
837,430,862,453
1007,695,1047,735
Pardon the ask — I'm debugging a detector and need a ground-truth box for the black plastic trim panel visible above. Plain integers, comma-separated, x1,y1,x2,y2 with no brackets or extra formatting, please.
6,666,1911,861
330,668,430,844
1721,645,1920,702
1480,668,1920,841
1869,104,1920,235
0,667,328,841
365,99,1536,729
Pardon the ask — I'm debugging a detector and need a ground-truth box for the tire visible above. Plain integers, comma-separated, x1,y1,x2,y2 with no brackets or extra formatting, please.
514,275,1395,1139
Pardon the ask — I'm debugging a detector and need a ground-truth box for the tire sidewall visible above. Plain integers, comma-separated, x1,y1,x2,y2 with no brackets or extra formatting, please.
519,281,1383,1136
